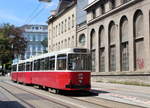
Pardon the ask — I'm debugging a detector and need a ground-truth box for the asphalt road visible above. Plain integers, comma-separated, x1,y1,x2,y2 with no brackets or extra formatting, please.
0,76,149,108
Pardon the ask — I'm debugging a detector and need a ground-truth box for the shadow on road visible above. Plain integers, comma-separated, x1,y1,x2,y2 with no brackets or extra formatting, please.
0,101,26,108
59,89,109,97
91,89,110,94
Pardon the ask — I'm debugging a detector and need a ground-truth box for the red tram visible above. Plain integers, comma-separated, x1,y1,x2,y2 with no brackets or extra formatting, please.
11,48,91,93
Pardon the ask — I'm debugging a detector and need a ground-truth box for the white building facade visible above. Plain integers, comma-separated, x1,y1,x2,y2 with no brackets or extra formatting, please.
21,25,48,59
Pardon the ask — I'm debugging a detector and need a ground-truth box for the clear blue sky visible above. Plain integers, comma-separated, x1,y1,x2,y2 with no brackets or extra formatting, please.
0,0,59,26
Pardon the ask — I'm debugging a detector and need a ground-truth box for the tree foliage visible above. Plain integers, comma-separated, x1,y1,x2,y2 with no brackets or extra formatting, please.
0,23,27,73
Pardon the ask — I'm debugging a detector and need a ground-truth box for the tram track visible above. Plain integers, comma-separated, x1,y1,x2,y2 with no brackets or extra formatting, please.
0,85,35,108
2,81,110,108
0,81,71,108
70,95,146,108
1,81,147,108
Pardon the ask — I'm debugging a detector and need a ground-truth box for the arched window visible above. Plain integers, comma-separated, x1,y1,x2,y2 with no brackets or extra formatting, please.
99,26,105,72
120,16,129,71
79,34,86,46
134,10,145,70
109,21,116,71
90,29,96,71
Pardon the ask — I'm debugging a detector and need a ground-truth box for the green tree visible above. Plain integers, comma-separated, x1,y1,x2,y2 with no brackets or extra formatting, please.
0,23,27,75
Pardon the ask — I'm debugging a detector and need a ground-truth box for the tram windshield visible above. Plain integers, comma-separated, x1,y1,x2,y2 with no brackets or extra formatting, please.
68,54,91,70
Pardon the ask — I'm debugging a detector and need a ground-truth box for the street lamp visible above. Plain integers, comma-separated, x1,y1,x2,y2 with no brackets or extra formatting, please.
39,0,51,3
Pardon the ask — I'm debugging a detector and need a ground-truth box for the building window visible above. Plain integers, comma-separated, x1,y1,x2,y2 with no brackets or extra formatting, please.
59,23,60,35
58,42,60,50
65,19,67,32
32,27,34,30
79,34,86,46
61,22,63,34
90,29,96,71
30,35,33,41
53,27,55,37
56,25,58,36
122,0,131,4
68,17,70,30
120,16,129,71
35,26,39,30
101,4,105,14
92,9,96,19
68,37,70,47
134,10,144,70
109,21,116,71
72,14,74,28
65,39,67,48
72,36,74,47
111,0,116,9
99,26,105,72
61,40,63,49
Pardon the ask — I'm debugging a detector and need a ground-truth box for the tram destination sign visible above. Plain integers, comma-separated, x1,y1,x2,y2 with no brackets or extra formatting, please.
73,48,88,53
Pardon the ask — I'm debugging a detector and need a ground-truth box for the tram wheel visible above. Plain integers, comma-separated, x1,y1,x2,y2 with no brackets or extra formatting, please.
48,88,59,94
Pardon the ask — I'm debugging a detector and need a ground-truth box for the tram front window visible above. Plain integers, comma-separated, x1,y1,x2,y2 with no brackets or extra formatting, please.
68,54,91,70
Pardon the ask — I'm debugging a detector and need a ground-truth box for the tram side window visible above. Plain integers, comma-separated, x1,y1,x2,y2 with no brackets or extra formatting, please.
26,62,32,71
40,59,45,70
18,63,24,71
22,63,25,71
37,59,40,70
49,56,55,70
30,62,33,71
18,64,21,71
34,60,40,71
34,60,37,70
57,54,67,70
12,65,17,71
44,57,49,70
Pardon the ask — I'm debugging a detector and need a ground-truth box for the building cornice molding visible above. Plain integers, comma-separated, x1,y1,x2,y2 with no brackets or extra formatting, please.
87,0,143,26
47,1,76,24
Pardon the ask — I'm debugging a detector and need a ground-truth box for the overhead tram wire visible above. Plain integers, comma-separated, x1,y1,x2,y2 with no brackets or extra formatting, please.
25,6,46,25
24,3,42,25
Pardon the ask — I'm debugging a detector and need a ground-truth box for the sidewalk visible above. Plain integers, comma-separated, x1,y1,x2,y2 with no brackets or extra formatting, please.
92,82,150,94
91,82,150,108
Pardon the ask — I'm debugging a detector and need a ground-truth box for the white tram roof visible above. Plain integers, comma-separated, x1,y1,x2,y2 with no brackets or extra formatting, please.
15,48,90,64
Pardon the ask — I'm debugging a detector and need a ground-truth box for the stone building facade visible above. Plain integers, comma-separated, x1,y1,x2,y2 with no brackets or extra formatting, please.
47,0,150,83
48,0,77,52
76,0,89,48
84,0,150,82
48,0,90,52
